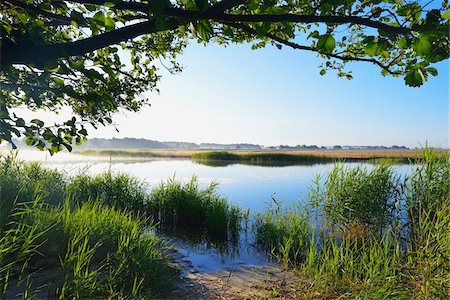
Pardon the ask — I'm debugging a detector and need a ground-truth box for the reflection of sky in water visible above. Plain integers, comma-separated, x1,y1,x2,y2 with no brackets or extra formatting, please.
13,150,415,272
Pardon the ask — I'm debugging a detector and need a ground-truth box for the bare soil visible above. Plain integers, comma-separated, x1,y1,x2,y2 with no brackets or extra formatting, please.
168,248,308,300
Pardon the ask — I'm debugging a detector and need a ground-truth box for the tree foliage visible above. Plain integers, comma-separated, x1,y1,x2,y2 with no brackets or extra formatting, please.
1,0,449,153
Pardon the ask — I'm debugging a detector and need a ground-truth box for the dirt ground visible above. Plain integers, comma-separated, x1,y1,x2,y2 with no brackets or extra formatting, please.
168,249,307,300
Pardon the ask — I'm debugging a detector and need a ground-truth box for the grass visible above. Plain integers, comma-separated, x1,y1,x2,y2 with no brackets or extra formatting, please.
2,148,448,298
148,176,247,240
317,162,402,236
192,151,333,166
0,152,248,297
0,152,66,230
254,148,450,298
67,169,148,212
0,153,175,298
1,199,174,298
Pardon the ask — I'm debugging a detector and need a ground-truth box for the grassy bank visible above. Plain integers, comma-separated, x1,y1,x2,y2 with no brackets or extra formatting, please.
0,153,245,298
254,149,449,298
2,149,448,298
0,154,175,298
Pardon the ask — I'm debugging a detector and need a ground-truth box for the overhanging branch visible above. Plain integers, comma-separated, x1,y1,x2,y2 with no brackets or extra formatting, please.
2,19,179,65
226,22,402,75
54,0,412,35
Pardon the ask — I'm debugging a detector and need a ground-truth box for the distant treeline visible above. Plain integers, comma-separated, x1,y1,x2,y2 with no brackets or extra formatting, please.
5,138,412,151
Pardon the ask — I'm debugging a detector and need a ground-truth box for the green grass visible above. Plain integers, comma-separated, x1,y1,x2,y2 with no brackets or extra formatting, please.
316,162,401,237
1,148,448,298
192,151,333,166
254,203,310,268
0,153,175,298
1,199,174,298
254,148,450,298
148,176,247,240
0,152,66,230
0,152,248,297
67,170,148,212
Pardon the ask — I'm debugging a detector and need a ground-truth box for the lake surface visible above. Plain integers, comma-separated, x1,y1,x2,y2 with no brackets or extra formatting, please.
15,150,414,272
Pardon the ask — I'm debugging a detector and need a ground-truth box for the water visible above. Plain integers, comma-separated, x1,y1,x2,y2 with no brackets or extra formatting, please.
15,150,414,272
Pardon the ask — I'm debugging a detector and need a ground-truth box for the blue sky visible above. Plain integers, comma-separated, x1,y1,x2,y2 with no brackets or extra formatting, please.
14,39,449,148
89,41,449,148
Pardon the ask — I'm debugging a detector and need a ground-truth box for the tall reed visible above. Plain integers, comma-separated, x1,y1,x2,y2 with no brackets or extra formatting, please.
148,176,246,239
1,198,174,298
254,148,449,298
67,169,148,212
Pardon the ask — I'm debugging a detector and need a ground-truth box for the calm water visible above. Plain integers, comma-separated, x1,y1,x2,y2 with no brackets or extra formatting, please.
16,150,414,272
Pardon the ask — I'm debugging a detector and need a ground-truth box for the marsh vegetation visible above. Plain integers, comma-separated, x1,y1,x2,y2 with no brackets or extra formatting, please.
1,149,448,299
254,149,449,298
0,153,245,298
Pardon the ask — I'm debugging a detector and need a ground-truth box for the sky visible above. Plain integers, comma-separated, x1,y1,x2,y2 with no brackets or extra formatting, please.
15,40,450,148
88,41,449,148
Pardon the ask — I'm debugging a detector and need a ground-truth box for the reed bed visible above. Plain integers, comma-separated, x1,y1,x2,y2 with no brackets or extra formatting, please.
76,149,192,158
148,176,247,240
0,198,174,298
0,152,247,297
67,170,148,212
254,148,449,298
1,148,448,298
192,151,333,165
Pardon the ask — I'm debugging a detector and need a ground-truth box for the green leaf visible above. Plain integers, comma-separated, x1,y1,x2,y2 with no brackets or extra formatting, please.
26,137,35,146
15,118,25,127
398,37,408,49
255,23,271,36
320,69,326,76
364,42,379,56
104,17,115,31
30,119,44,127
92,12,105,26
196,20,213,41
316,34,336,54
52,77,64,85
183,0,197,10
404,70,424,87
413,35,432,56
425,67,438,76
442,11,450,19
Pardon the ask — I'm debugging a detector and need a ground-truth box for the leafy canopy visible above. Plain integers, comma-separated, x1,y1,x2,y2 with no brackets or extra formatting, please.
1,0,449,153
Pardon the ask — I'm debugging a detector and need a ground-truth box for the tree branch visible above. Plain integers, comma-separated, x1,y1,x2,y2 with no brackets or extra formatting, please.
226,22,401,75
166,9,411,35
58,0,412,35
2,19,178,65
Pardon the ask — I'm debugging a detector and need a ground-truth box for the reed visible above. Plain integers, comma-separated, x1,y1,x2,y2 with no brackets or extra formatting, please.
148,176,247,240
67,170,148,212
254,148,449,298
254,203,310,268
192,151,333,166
1,198,174,298
315,162,402,237
0,152,66,230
